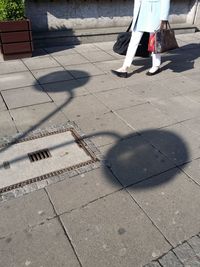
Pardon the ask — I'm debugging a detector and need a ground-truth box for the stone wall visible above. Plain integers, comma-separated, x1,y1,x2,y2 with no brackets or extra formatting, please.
25,0,198,32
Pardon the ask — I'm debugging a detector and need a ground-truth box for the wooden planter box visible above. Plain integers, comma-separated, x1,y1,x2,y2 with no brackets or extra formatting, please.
0,19,33,60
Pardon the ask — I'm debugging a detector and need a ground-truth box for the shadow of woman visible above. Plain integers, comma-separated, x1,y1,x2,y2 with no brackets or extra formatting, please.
103,129,189,190
130,43,200,75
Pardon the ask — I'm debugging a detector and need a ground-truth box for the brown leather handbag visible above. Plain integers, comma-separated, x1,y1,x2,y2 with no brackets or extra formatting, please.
154,22,179,53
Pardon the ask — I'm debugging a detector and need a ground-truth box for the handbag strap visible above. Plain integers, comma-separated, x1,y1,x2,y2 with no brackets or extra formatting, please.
126,20,133,32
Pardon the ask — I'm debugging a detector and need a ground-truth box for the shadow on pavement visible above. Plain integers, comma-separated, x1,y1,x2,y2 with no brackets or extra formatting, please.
103,129,189,189
0,70,90,154
131,43,200,74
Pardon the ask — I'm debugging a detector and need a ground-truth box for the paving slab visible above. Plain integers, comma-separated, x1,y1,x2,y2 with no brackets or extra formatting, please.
74,43,102,53
42,78,90,99
75,111,134,147
61,94,110,121
22,56,60,70
32,66,74,84
65,63,104,78
93,59,125,74
10,102,68,132
78,50,115,62
47,167,122,214
0,60,28,74
78,73,122,93
0,189,55,237
0,218,80,267
52,54,90,66
100,134,175,187
127,76,198,101
0,71,37,91
60,190,171,267
116,102,176,131
94,41,115,51
151,95,200,123
158,251,182,267
184,90,200,103
44,45,78,56
0,111,18,138
0,94,6,111
180,158,200,186
142,123,200,165
95,87,146,110
1,85,52,109
129,169,200,247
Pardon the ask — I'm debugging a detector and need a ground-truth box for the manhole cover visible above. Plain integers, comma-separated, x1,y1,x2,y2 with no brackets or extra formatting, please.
0,128,98,193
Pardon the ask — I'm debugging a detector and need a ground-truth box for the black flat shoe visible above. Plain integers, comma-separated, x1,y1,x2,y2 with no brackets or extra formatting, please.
146,68,161,76
111,70,128,78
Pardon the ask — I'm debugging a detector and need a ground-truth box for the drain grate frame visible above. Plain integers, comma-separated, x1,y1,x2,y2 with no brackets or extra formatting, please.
0,126,100,194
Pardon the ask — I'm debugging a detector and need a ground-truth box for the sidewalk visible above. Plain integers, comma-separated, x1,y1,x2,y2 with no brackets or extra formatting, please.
0,32,200,267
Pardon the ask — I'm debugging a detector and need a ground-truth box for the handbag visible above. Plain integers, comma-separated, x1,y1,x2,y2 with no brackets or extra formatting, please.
154,22,179,54
113,21,150,58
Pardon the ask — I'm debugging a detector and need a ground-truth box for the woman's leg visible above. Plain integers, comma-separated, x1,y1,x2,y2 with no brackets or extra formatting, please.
148,53,161,73
117,31,144,72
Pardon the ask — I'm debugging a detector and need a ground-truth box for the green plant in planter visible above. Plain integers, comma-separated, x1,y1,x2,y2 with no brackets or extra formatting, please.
0,0,25,21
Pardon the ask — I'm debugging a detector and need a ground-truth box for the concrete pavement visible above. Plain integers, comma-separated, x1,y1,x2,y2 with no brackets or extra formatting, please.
0,32,200,266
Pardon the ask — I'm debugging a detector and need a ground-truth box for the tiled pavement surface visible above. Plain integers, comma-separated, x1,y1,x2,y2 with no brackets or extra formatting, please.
0,32,200,266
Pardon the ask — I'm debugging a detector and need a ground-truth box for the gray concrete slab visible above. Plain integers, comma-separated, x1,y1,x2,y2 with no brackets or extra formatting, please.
74,43,102,53
52,54,90,66
0,189,55,237
129,169,200,247
75,111,134,147
180,158,200,186
0,94,6,111
116,102,176,131
61,94,110,121
0,72,37,91
47,167,122,214
1,85,52,110
95,87,146,111
151,95,200,123
78,74,121,93
66,63,104,78
0,111,18,138
94,41,115,51
184,90,200,103
44,46,78,56
31,67,74,84
142,123,200,165
0,218,80,267
93,59,124,74
60,190,171,267
10,102,68,132
22,56,60,70
42,79,90,100
100,135,175,187
78,50,115,63
0,60,28,74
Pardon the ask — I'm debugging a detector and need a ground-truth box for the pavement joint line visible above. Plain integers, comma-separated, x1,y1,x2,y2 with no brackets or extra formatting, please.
126,187,174,249
4,100,54,111
52,185,124,218
45,187,83,267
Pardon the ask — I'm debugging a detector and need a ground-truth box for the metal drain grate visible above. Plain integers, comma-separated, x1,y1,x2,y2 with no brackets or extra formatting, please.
28,149,51,162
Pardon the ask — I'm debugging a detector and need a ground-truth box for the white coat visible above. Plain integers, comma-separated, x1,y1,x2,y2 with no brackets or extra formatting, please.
131,0,171,33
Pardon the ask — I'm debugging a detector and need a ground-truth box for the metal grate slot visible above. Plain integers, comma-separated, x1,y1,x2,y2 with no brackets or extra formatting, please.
28,149,51,163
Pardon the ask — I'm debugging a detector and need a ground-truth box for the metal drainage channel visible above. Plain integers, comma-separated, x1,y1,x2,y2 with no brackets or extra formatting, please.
0,128,99,193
